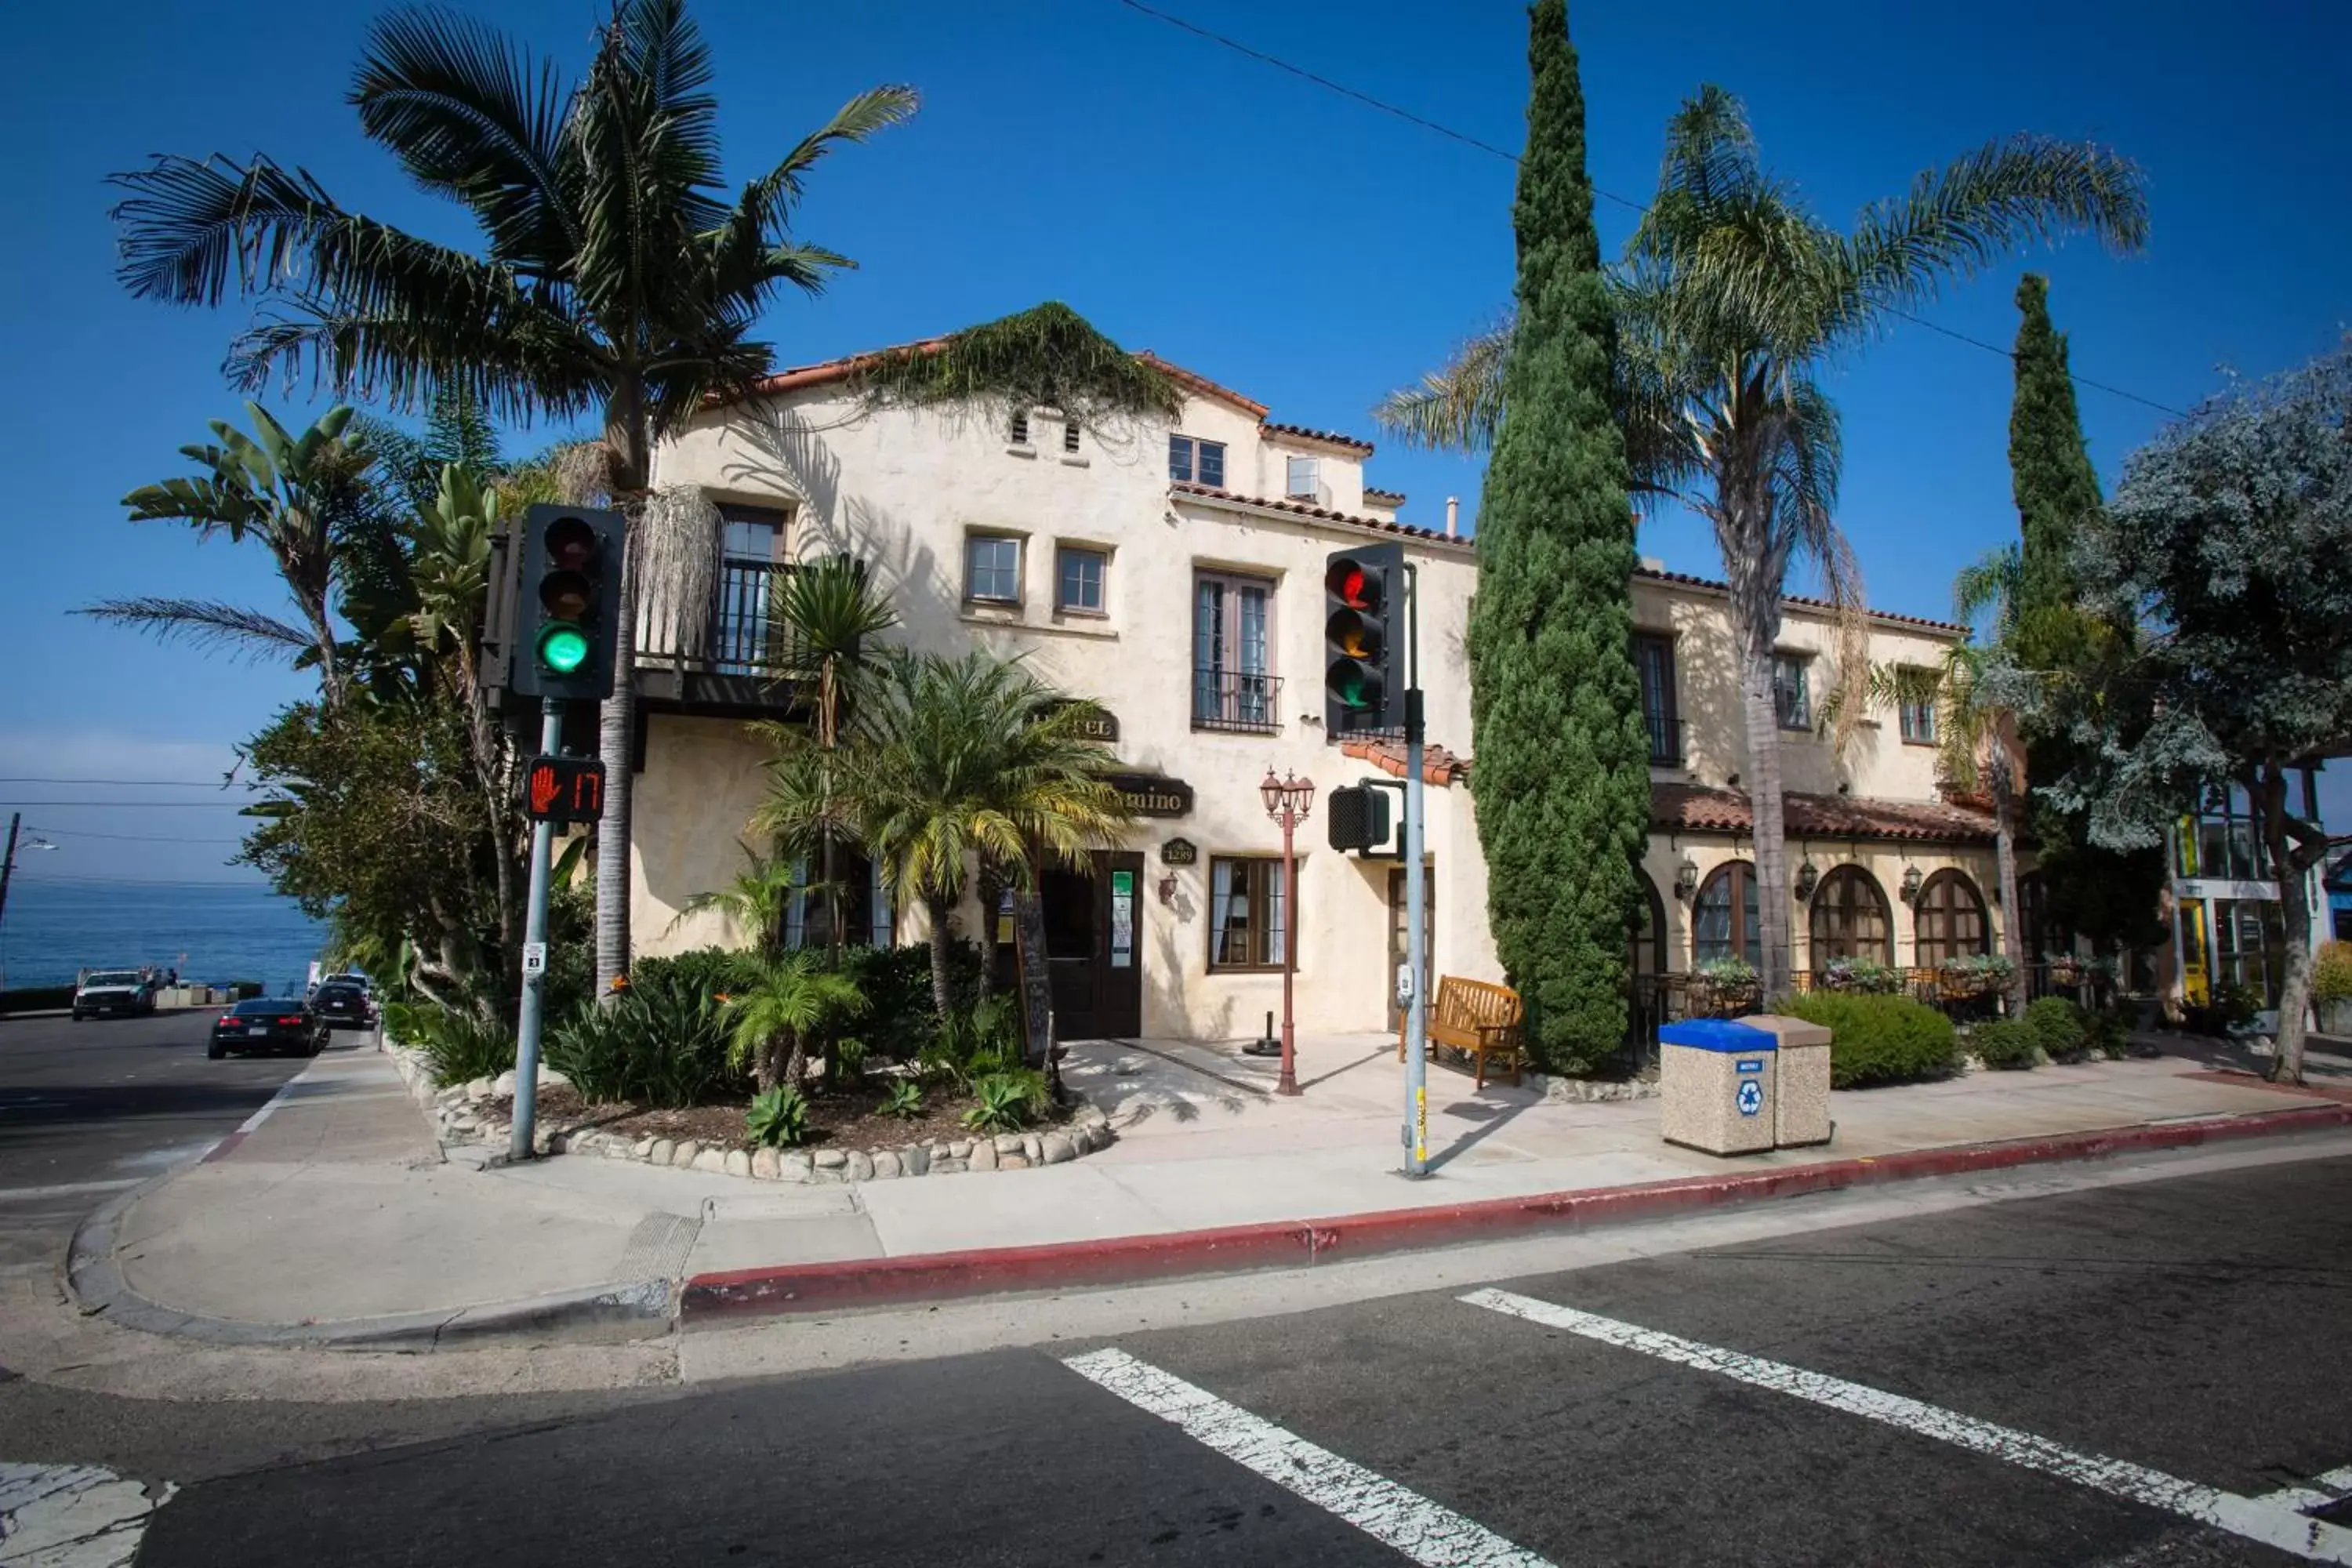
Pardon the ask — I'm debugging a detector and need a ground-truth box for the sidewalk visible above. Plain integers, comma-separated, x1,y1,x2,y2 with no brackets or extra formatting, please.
66,1030,2352,1346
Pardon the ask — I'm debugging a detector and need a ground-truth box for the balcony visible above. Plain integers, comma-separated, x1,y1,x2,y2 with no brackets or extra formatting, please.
1192,667,1282,734
633,559,812,717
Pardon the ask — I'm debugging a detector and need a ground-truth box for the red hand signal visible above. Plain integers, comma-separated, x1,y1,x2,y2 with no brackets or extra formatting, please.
530,765,561,814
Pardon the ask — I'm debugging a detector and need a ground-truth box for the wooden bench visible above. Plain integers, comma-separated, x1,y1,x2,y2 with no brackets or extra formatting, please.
1396,975,1526,1088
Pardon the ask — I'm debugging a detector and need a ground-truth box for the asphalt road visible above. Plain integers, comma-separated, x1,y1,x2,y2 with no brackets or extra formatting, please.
0,1005,312,1277
28,1148,2339,1567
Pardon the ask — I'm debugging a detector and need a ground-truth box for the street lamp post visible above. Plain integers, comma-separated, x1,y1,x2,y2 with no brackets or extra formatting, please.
1260,768,1316,1096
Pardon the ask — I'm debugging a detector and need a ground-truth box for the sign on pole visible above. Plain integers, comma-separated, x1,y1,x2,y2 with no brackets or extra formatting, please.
523,755,605,826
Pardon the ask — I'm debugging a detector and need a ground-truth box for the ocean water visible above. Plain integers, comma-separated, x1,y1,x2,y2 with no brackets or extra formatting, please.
0,880,329,991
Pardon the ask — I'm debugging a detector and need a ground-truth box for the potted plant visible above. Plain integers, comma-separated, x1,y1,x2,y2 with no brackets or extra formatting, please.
1692,956,1760,1017
1943,952,2016,1000
2314,942,2352,1036
2045,952,2084,989
1820,956,1902,995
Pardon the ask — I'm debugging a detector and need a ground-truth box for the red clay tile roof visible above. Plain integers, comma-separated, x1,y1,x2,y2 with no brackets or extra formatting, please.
1341,735,1469,788
1652,782,1997,845
1633,564,1963,635
1135,352,1269,418
1259,420,1374,455
1170,481,1470,549
1363,487,1406,506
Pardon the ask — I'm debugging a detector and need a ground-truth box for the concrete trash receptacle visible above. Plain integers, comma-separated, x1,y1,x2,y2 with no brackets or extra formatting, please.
1657,1018,1776,1156
1744,1014,1832,1147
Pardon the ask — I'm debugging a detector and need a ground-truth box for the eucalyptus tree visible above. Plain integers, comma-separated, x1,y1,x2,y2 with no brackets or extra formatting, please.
1379,87,2145,995
109,0,916,1000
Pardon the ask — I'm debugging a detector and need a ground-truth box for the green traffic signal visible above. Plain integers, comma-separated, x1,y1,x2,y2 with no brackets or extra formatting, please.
538,621,590,674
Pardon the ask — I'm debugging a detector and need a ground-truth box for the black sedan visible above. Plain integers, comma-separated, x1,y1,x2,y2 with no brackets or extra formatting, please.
310,982,375,1032
208,998,327,1058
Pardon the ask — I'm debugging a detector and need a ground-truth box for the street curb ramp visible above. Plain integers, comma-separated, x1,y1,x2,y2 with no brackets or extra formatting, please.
680,1102,2352,1323
64,1179,677,1351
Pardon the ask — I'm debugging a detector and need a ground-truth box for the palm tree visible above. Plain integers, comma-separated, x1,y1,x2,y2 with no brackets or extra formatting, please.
724,949,867,1094
748,556,898,960
667,844,797,960
82,404,376,710
827,652,1132,1020
108,0,918,1002
1378,86,2145,996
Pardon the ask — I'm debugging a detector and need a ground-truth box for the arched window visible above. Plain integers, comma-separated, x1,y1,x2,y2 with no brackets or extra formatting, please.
1693,862,1760,967
1809,866,1893,966
1630,872,1667,978
1915,869,1989,967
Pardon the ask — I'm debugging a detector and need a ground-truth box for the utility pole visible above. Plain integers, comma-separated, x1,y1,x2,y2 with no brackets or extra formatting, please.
0,813,20,941
510,699,564,1161
1401,567,1430,1178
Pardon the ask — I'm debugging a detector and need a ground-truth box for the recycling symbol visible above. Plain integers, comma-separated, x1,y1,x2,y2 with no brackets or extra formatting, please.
1736,1079,1763,1116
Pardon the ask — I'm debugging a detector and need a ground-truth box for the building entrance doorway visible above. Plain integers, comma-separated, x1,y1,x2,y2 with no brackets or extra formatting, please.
1033,851,1144,1040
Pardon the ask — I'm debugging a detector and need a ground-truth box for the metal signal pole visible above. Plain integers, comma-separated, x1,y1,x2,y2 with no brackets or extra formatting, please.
1402,567,1431,1178
510,698,564,1161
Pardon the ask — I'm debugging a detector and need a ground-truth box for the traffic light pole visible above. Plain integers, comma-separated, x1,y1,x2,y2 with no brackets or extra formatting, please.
1402,566,1431,1178
510,697,564,1162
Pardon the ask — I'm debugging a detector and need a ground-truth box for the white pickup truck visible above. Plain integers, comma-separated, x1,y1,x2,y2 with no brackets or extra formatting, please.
72,970,158,1021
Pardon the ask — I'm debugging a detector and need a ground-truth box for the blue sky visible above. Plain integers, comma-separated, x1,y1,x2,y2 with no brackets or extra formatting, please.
3,0,2347,884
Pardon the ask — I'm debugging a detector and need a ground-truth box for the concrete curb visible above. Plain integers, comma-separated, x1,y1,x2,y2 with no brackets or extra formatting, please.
64,1178,676,1352
679,1102,2352,1323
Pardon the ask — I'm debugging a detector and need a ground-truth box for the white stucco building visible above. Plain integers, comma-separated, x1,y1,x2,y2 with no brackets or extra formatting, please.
625,322,2013,1045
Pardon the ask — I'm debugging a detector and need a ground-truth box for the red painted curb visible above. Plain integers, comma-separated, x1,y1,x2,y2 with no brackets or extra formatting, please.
680,1102,2352,1323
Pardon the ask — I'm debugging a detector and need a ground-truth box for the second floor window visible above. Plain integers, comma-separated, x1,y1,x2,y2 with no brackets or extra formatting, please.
1633,632,1679,765
1285,455,1321,500
1194,571,1276,731
1773,655,1812,731
1056,546,1106,614
965,534,1021,604
1897,670,1938,745
713,503,788,671
1169,434,1226,488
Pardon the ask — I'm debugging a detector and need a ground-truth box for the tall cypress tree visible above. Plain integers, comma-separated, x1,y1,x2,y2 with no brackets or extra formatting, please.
1467,0,1650,1074
2006,273,2163,951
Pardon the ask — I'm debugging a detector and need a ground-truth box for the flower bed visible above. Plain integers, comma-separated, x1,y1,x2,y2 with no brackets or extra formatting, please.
388,1042,1113,1180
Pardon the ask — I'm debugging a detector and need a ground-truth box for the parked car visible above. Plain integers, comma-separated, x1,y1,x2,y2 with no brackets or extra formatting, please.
207,997,326,1058
309,982,375,1032
73,970,158,1021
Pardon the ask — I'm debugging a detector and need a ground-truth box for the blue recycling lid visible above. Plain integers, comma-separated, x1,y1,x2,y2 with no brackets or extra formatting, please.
1658,1018,1777,1053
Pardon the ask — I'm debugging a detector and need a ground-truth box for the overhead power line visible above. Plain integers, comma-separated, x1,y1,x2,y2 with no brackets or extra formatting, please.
0,777,254,788
1111,0,2187,419
0,800,257,809
26,825,249,845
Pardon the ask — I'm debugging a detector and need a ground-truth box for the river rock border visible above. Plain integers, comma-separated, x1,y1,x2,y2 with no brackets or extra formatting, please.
383,1041,1115,1180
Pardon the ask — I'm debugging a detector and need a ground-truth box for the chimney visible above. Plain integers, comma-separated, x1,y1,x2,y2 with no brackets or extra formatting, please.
1445,495,1460,538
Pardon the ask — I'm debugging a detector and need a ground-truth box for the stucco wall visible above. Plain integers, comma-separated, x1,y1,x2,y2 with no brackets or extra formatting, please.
630,713,772,955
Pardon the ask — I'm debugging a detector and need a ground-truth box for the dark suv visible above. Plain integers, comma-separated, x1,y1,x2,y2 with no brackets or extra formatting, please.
208,998,325,1058
310,982,374,1032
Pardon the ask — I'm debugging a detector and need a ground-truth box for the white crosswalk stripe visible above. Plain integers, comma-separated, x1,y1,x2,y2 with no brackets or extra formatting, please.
0,1463,174,1567
1063,1348,1552,1568
1462,1287,2352,1565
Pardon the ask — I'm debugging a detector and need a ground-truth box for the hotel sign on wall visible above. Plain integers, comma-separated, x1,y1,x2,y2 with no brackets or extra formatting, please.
1108,772,1193,818
1073,709,1120,743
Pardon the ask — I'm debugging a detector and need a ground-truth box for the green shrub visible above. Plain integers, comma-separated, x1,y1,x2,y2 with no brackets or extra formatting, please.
920,993,1025,1087
2082,1005,2136,1059
840,942,961,1060
964,1068,1049,1133
880,1078,924,1119
2184,982,2261,1038
2023,996,2088,1062
545,985,744,1108
745,1084,809,1148
1971,1019,2040,1070
1781,993,1960,1088
386,1000,517,1087
627,947,744,1006
2311,942,2352,1004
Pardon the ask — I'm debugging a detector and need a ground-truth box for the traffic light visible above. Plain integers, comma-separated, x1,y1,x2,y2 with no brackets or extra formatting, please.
512,504,624,702
1323,543,1403,734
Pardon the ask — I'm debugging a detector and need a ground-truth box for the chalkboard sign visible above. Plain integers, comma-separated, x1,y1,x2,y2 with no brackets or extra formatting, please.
1010,887,1054,1067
